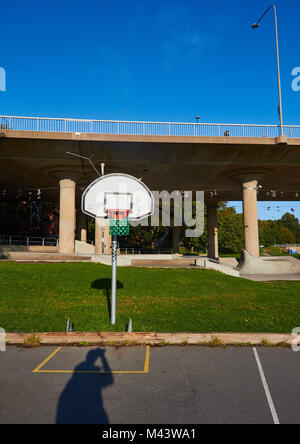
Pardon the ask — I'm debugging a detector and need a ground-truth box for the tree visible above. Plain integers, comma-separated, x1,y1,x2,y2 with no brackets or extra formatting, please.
259,218,296,246
280,213,300,242
217,204,244,254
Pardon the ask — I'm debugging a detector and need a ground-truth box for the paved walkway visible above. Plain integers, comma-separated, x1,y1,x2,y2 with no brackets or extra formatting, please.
242,274,300,281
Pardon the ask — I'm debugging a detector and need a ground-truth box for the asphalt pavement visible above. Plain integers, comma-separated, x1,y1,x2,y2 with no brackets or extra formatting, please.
0,345,299,424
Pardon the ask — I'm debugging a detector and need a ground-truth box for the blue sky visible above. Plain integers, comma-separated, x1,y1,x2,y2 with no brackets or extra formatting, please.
0,0,299,220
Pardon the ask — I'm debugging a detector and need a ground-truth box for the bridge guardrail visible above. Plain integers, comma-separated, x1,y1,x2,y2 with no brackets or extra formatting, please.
1,115,300,138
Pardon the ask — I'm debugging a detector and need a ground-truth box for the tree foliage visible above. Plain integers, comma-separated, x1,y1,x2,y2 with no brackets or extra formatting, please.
217,203,244,254
259,212,299,246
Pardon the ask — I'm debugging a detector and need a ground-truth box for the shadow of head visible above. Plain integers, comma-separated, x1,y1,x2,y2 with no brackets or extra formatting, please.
73,348,113,374
91,278,123,291
85,348,108,369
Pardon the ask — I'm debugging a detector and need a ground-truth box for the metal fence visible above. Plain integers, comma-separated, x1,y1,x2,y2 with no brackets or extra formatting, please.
1,115,300,138
0,235,58,247
120,248,173,255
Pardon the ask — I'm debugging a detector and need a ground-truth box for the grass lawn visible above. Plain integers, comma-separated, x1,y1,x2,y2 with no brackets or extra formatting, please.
0,262,299,333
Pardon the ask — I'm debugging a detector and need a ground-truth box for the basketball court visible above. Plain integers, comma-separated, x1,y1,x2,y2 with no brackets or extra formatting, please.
1,170,299,425
1,345,300,424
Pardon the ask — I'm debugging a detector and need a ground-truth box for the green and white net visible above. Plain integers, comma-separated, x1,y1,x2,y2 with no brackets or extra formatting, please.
107,210,131,236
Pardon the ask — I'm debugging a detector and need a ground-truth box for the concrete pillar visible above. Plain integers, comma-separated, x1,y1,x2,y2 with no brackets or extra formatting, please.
103,220,112,255
172,226,181,254
59,179,76,254
95,219,103,255
242,180,259,258
76,210,88,242
207,204,219,260
95,219,111,255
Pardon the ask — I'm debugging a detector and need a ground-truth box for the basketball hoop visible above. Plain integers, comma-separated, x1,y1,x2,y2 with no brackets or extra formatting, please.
82,173,154,326
106,209,131,236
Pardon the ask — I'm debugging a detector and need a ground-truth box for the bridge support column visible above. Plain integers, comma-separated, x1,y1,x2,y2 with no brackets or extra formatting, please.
242,180,260,258
76,210,88,242
59,179,76,254
95,219,103,255
103,220,112,255
207,204,219,260
172,227,181,254
95,219,111,255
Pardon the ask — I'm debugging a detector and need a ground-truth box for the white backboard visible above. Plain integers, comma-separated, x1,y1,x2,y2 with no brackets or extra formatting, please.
104,192,133,212
82,174,154,220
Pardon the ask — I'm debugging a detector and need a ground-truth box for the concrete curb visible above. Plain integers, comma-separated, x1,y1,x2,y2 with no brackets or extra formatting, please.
6,332,293,346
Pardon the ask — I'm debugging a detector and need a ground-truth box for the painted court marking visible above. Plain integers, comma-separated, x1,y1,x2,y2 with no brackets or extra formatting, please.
253,348,280,425
33,346,150,374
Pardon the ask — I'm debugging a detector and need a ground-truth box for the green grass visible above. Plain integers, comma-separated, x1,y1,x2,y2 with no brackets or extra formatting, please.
0,262,300,333
219,253,241,260
23,334,41,347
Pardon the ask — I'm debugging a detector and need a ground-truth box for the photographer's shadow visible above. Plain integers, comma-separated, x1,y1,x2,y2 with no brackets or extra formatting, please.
56,349,114,424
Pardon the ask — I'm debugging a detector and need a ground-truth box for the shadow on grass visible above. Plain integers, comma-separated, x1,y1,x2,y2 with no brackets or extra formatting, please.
91,278,124,317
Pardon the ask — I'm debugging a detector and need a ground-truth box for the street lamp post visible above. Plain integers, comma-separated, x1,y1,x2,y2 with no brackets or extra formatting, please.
252,4,284,137
194,116,200,136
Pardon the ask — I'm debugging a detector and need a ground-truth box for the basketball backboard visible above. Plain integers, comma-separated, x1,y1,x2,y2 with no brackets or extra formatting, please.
82,173,154,220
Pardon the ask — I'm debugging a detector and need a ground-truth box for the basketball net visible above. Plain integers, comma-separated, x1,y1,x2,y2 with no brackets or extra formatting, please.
106,209,131,236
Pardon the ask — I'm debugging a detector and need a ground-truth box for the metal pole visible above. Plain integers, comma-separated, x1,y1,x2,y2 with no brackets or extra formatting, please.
111,234,118,325
252,4,284,136
273,5,284,136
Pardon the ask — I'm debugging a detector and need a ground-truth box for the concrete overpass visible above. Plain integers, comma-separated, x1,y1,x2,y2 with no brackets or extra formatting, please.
1,115,300,261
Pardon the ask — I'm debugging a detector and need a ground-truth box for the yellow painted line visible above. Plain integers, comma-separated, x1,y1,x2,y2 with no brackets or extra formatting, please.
36,370,146,374
33,345,151,374
144,345,150,373
32,347,62,373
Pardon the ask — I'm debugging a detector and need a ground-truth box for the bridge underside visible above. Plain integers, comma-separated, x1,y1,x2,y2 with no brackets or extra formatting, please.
1,130,300,261
1,131,300,200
